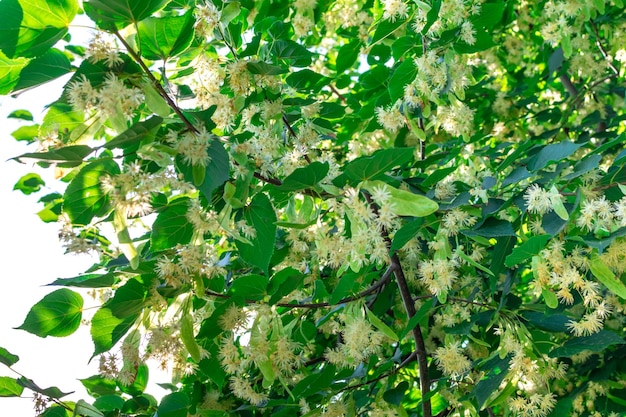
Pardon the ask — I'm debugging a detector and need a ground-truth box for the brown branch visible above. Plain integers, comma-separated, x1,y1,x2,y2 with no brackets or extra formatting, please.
113,30,199,134
590,20,619,75
364,193,432,417
336,351,418,394
560,73,578,97
328,84,347,102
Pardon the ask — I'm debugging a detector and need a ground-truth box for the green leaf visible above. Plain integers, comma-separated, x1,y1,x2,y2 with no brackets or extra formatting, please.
589,255,626,299
16,289,83,338
371,17,407,45
0,50,28,94
48,272,116,288
390,219,422,253
176,141,230,201
91,307,137,356
93,395,125,412
270,39,314,67
362,180,439,217
279,162,329,191
181,314,201,362
13,173,45,195
40,406,70,417
74,399,105,417
399,299,433,340
337,147,415,185
246,61,288,75
0,377,24,397
235,193,277,274
12,48,71,93
0,347,19,367
16,377,71,399
228,274,269,302
528,141,583,171
388,59,417,101
151,197,194,251
472,354,510,409
291,364,336,398
549,330,625,358
336,40,361,74
504,235,551,267
84,0,170,29
366,307,398,341
102,116,163,150
329,273,356,305
137,11,195,60
157,392,189,417
542,288,558,309
268,268,305,304
383,381,408,406
13,145,94,167
80,375,117,397
286,69,328,92
0,0,78,59
463,218,516,238
107,279,147,318
8,109,33,120
118,362,148,395
64,159,120,225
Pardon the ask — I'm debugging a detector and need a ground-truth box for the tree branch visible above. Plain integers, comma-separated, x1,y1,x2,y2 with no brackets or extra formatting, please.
113,30,199,134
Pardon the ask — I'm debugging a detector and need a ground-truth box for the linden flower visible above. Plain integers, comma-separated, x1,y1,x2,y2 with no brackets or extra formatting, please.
382,0,408,22
433,341,471,379
375,103,405,132
524,184,558,215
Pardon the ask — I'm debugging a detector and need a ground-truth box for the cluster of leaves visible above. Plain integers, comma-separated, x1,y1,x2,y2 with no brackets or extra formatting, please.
2,0,626,416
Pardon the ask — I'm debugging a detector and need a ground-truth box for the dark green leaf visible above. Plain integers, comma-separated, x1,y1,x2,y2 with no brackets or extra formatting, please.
0,376,24,397
562,154,602,181
12,48,71,93
40,406,70,417
102,116,163,150
473,354,510,408
549,330,625,358
235,193,276,274
388,59,417,101
13,173,45,195
48,272,117,288
383,381,408,406
463,218,516,238
107,279,147,318
528,141,584,171
470,2,505,29
0,347,19,367
270,39,314,66
16,377,71,399
522,311,570,333
337,147,414,185
336,40,361,74
176,141,230,201
246,61,288,75
291,364,336,398
84,0,170,29
279,162,329,191
64,159,120,225
268,268,305,304
7,109,33,120
390,219,423,254
504,235,551,267
286,69,328,93
13,145,94,167
229,274,269,302
371,17,407,45
91,307,137,356
157,392,189,417
137,11,195,60
0,0,78,59
329,274,356,305
151,197,194,252
16,289,83,338
93,395,125,411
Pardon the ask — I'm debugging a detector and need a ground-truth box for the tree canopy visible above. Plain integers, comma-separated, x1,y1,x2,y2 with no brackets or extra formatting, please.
2,0,626,416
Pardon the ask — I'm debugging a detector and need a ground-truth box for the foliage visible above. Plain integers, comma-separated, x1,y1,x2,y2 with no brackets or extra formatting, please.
2,0,626,416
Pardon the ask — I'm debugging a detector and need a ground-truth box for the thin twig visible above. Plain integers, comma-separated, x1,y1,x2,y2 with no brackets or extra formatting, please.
204,264,394,309
113,30,199,134
590,20,619,75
